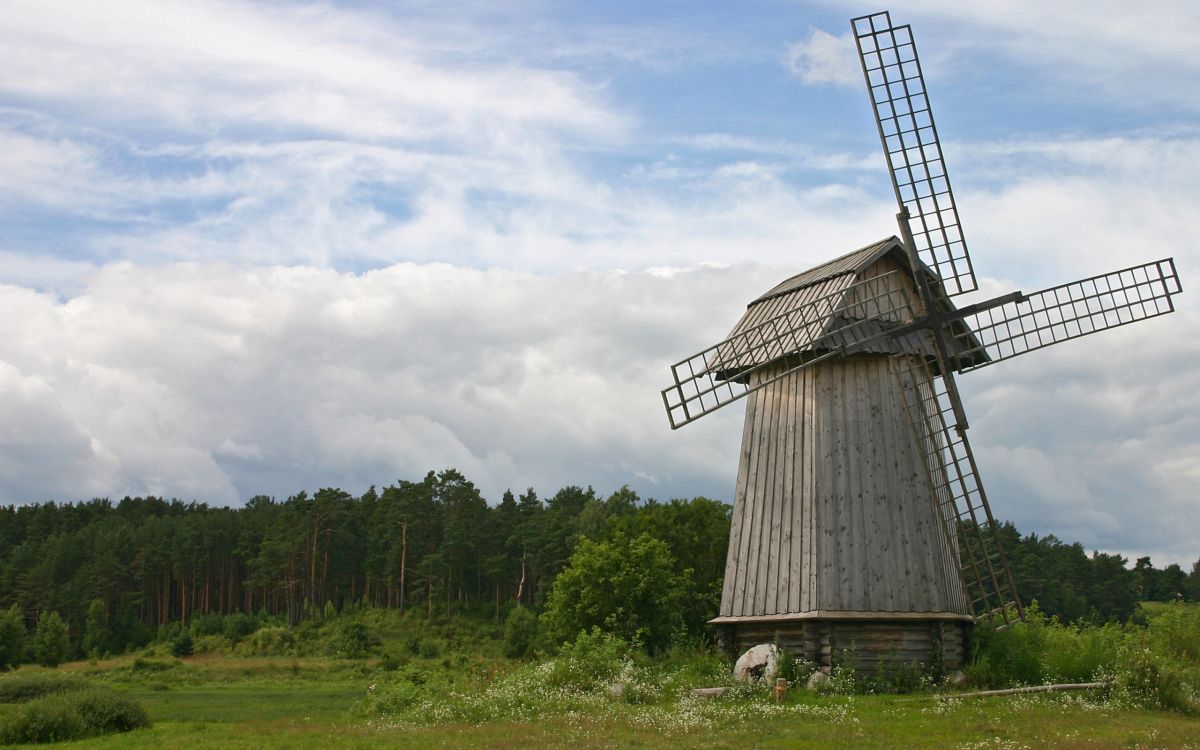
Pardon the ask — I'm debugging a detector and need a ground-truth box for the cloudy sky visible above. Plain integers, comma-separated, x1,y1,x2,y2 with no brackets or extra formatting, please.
1,0,1196,565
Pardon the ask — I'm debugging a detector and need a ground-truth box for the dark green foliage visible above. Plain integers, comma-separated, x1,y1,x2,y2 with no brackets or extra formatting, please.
542,534,685,653
0,694,88,744
222,612,260,645
68,686,152,734
547,628,631,691
0,674,84,703
967,603,1123,687
0,683,150,744
502,606,538,658
33,611,70,667
334,621,372,658
0,467,1192,666
0,605,25,670
608,497,731,637
82,599,110,657
188,612,225,637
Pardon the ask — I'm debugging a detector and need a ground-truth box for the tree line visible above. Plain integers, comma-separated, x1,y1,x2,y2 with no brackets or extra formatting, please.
0,468,1196,658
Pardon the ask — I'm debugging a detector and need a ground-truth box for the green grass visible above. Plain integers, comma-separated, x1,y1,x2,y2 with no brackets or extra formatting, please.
4,604,1199,748
0,654,1195,749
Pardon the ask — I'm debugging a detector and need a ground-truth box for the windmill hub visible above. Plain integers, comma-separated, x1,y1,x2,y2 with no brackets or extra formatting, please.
661,11,1182,677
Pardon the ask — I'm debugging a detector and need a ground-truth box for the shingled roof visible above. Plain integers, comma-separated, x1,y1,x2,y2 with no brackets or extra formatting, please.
714,237,987,381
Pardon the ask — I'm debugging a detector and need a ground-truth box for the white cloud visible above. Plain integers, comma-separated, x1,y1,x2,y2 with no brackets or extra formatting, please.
0,0,623,143
0,253,1195,563
835,1,1200,107
784,29,860,87
0,261,773,506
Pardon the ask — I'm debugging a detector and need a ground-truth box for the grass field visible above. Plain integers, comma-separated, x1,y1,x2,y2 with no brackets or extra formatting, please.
0,653,1192,749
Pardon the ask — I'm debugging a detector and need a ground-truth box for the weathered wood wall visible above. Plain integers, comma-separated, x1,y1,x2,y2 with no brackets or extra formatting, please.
722,618,969,674
717,351,968,618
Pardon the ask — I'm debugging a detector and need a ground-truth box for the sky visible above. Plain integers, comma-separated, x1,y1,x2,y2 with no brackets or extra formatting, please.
0,0,1197,566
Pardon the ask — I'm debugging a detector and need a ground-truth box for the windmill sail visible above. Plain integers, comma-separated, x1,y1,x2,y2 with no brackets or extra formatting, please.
852,11,977,297
892,355,1022,626
953,259,1182,372
661,271,921,429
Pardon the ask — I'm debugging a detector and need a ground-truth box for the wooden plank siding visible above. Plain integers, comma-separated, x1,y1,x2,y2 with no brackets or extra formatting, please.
717,351,969,619
721,619,970,675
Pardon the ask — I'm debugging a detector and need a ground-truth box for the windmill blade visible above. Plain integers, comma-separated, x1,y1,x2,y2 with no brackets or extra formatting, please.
954,258,1181,373
852,12,977,297
892,355,1023,627
662,271,919,429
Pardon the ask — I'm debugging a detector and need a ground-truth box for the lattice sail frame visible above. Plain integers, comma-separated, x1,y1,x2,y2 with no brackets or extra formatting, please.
892,355,1020,626
956,259,1181,371
661,271,920,429
852,11,976,297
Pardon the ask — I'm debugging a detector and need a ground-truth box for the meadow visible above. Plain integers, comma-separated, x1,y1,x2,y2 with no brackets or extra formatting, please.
2,602,1199,748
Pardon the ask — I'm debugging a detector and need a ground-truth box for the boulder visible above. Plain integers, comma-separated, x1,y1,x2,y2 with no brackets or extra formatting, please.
733,643,779,683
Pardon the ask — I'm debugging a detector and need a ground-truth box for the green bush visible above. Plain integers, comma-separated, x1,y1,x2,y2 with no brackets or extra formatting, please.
335,621,373,658
234,626,296,657
548,628,630,692
542,534,686,653
502,606,538,658
0,694,87,744
0,684,150,744
0,606,26,671
82,600,110,659
33,611,71,668
222,613,260,645
69,686,152,734
0,674,84,703
189,612,225,637
417,638,442,659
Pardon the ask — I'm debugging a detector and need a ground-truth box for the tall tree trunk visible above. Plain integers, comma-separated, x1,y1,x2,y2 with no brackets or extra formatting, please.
399,518,407,614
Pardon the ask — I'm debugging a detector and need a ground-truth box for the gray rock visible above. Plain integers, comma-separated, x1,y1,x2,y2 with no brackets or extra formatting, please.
733,643,779,683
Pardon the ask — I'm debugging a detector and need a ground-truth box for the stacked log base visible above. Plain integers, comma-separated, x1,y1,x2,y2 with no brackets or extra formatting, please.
718,617,969,676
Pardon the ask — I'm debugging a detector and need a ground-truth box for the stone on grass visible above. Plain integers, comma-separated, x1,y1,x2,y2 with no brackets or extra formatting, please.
733,643,779,683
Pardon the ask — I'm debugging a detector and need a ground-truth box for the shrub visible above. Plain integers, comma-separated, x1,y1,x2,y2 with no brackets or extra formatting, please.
542,534,686,653
0,674,84,702
0,605,25,670
69,686,152,733
503,606,538,658
0,685,150,744
335,621,373,658
0,694,87,744
222,612,260,645
417,638,442,659
33,611,71,668
82,599,110,658
189,612,225,637
548,628,630,692
234,626,295,657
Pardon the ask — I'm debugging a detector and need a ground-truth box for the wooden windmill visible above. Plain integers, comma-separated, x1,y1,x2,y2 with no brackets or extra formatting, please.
661,11,1183,674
